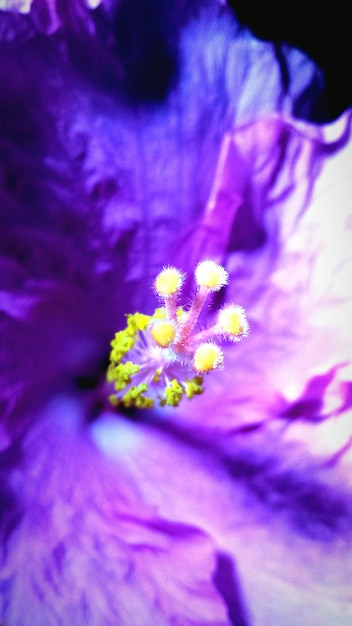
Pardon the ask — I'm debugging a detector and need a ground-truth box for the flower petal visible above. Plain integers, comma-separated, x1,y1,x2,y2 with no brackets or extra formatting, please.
93,409,352,625
1,396,230,625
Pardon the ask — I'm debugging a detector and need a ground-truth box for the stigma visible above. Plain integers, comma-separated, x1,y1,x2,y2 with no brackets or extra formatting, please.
107,260,249,409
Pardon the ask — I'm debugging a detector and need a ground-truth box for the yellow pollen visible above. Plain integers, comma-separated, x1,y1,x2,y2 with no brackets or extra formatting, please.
155,267,183,296
195,260,228,290
218,306,248,336
151,320,176,347
193,343,223,372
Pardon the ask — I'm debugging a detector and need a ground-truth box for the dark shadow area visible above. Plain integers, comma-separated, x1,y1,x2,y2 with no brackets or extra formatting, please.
213,551,251,625
0,441,24,550
113,0,179,102
227,0,352,120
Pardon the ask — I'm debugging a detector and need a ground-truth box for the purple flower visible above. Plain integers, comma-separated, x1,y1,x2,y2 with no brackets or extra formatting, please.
1,1,352,625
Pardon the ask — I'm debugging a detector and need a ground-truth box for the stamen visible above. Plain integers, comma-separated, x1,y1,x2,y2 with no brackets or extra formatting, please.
217,305,249,340
178,286,209,340
154,267,183,297
150,320,176,347
195,260,229,291
193,343,224,373
107,261,249,409
179,260,229,339
154,266,184,322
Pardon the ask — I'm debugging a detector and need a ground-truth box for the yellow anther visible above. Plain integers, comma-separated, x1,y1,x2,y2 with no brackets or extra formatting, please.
218,305,249,339
151,320,176,347
195,260,228,291
193,343,223,373
184,376,204,399
155,267,183,296
164,379,183,407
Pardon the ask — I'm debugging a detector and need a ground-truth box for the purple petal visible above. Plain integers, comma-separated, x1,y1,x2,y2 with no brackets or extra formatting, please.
92,409,352,625
1,397,230,625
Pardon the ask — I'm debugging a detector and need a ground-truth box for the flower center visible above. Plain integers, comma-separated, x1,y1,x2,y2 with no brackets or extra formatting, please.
107,260,249,409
